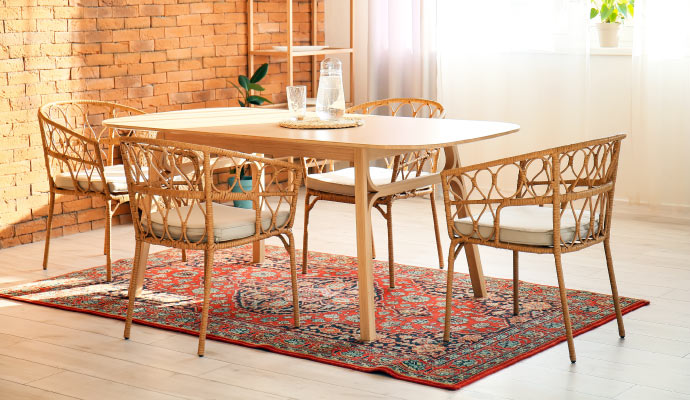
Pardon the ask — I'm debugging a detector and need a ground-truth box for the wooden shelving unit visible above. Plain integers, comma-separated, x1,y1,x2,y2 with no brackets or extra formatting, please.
247,0,354,104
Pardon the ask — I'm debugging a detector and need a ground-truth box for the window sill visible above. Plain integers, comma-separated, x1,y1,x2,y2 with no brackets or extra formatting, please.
590,47,632,56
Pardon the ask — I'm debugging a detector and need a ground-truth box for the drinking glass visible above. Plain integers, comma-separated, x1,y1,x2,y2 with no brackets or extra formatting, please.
286,85,307,120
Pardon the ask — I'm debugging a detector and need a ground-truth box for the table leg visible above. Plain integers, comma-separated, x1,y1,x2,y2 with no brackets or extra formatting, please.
354,149,377,342
252,241,265,263
135,242,150,296
443,145,487,298
252,156,267,264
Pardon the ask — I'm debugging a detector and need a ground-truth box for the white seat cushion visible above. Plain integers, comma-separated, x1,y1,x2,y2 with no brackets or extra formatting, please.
54,158,230,195
144,202,290,242
55,164,129,193
453,205,599,246
306,167,430,196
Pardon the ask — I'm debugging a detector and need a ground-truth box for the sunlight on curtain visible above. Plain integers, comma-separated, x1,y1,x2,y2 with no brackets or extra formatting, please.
627,0,690,206
437,0,592,167
367,0,437,101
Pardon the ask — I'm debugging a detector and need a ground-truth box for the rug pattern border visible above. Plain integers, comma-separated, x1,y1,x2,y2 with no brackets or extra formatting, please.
0,248,651,390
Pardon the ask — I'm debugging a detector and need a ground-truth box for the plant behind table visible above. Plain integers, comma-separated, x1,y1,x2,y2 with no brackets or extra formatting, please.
230,63,272,107
590,0,634,23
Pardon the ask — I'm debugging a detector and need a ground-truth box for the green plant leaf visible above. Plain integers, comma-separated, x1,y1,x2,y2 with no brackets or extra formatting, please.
600,3,613,21
617,3,628,18
248,83,265,91
247,95,272,105
608,8,618,22
238,75,250,91
590,7,599,19
628,3,634,17
250,63,269,83
239,100,245,107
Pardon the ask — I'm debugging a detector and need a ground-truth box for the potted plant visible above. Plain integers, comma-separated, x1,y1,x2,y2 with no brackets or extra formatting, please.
229,63,272,107
226,64,271,208
590,0,634,48
228,165,253,209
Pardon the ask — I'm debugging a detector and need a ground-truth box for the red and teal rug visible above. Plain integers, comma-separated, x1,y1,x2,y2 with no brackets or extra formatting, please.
0,246,648,390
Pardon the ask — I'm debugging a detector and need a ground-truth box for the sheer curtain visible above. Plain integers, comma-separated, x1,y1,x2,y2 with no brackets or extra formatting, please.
436,0,592,165
367,0,437,100
627,0,690,206
364,0,690,207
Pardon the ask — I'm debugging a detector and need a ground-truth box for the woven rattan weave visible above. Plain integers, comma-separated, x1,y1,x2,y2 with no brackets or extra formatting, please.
278,117,363,129
440,134,627,363
38,100,150,281
302,98,447,288
119,137,303,356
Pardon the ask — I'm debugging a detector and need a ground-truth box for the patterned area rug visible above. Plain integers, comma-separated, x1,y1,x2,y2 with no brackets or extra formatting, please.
0,246,648,389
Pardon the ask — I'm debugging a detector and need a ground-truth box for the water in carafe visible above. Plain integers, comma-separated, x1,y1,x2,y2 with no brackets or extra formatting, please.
315,58,345,121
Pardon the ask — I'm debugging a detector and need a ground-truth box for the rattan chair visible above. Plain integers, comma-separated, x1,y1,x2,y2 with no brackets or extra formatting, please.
440,134,627,362
38,100,149,281
119,137,302,356
302,98,446,288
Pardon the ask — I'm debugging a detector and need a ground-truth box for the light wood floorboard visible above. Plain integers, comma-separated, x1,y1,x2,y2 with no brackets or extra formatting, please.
0,192,689,399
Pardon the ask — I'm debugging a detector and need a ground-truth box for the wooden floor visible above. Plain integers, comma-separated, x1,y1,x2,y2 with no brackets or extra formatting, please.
0,192,689,400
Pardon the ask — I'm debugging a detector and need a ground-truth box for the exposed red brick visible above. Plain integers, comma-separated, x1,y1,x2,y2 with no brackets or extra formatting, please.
100,65,128,78
85,54,114,66
139,5,164,17
0,0,322,250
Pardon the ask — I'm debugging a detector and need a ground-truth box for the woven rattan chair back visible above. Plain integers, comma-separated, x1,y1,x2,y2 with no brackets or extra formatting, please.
347,98,445,180
39,100,145,171
301,98,447,288
439,134,627,362
119,137,303,356
441,134,625,252
303,98,446,181
38,100,146,281
119,137,302,249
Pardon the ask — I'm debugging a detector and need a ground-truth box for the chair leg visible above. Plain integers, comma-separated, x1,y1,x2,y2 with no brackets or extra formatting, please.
554,251,576,363
430,186,445,270
198,248,215,357
513,250,519,315
105,200,113,282
124,240,144,340
287,232,301,328
385,200,395,289
42,191,55,270
302,192,314,274
181,249,187,262
444,242,462,342
604,238,626,338
103,202,109,255
371,224,376,259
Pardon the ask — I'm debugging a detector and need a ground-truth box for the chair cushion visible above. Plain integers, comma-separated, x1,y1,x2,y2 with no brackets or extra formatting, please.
306,167,430,196
453,205,599,246
54,158,231,195
54,164,129,193
144,202,290,243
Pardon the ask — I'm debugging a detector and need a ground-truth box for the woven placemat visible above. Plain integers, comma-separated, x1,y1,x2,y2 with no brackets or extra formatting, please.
279,117,363,129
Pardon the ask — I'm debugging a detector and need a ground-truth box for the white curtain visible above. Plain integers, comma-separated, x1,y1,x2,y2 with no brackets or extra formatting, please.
627,0,690,206
367,0,437,100
364,0,690,207
436,0,592,166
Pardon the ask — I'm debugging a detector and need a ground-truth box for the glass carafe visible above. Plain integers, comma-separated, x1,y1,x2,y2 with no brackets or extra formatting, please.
315,58,345,121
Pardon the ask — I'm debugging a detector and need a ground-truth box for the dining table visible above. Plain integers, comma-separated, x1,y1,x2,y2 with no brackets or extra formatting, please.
104,107,519,342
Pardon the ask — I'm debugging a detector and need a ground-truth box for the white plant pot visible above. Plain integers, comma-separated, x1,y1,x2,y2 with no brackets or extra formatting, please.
596,22,621,48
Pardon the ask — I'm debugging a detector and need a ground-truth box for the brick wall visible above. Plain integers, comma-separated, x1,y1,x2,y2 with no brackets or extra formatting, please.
0,0,324,249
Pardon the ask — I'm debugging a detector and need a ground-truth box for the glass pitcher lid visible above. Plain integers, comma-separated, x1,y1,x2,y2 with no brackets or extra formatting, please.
320,58,342,73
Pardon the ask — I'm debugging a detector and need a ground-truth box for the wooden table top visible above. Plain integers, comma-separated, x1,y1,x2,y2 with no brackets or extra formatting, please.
103,107,520,151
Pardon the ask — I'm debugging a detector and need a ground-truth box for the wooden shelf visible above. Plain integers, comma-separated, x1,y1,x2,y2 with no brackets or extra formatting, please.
247,0,354,104
250,48,354,57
